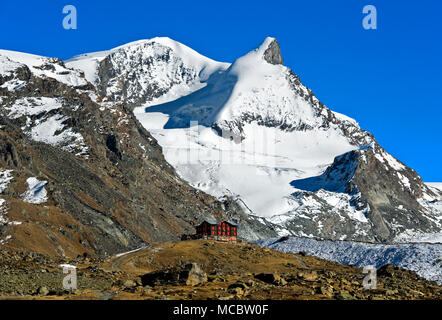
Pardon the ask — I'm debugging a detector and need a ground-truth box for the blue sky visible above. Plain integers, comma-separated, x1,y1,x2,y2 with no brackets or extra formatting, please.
1,0,441,181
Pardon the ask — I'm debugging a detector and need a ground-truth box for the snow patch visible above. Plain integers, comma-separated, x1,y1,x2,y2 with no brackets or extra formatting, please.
395,231,442,244
22,177,48,204
0,169,13,193
1,79,27,91
332,111,358,126
397,172,411,190
115,245,147,258
427,183,442,194
0,198,8,225
0,235,12,245
0,55,24,76
27,114,89,157
375,149,406,171
59,264,77,269
5,97,63,118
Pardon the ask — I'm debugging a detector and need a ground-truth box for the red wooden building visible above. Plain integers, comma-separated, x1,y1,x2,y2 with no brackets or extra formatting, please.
195,219,238,242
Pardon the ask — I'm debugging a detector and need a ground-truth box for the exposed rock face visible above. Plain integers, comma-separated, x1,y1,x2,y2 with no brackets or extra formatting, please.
354,146,440,240
96,42,196,107
284,145,441,242
254,272,286,286
140,262,207,287
263,39,284,65
185,263,208,286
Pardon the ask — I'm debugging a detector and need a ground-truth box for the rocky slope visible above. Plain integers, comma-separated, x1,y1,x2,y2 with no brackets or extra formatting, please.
65,37,441,243
284,145,441,242
0,48,277,258
0,241,440,300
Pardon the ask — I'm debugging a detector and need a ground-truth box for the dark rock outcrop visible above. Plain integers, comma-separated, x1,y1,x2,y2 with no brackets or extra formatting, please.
263,38,284,65
141,262,207,287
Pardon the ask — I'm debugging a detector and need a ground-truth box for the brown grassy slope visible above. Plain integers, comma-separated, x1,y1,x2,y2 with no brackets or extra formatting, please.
101,240,441,300
0,240,440,300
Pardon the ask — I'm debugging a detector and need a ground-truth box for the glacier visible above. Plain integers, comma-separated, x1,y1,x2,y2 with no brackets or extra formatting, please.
258,237,442,285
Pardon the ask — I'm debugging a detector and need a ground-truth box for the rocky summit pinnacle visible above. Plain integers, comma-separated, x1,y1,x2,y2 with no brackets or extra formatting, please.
263,38,284,65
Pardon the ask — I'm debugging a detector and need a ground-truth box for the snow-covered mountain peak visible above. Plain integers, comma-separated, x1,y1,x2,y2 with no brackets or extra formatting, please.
116,37,225,75
258,37,284,65
143,37,366,144
256,37,277,53
65,37,230,107
67,37,228,83
229,37,283,68
226,37,285,77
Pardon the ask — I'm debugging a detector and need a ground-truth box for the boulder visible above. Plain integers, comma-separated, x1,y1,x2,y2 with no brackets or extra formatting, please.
254,273,286,286
122,279,138,288
141,263,207,287
378,264,399,277
37,286,49,296
185,263,207,286
297,270,318,281
227,281,248,296
336,290,355,300
227,284,246,296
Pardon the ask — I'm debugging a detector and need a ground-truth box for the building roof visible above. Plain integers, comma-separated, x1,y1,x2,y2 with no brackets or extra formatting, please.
196,219,238,226
198,219,217,226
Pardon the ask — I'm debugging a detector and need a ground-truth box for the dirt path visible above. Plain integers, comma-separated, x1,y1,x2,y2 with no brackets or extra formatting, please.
103,246,152,274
